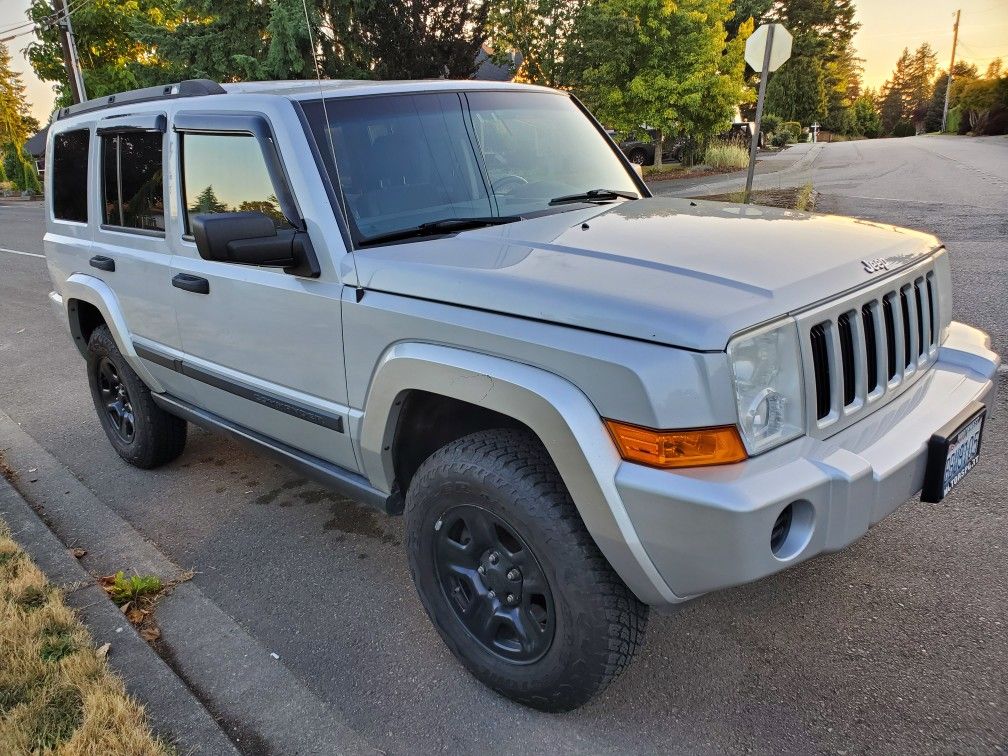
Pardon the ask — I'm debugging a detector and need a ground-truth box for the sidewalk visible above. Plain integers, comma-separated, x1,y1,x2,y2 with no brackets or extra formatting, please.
0,408,376,755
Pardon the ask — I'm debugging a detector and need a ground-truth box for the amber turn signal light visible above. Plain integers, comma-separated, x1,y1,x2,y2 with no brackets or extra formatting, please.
604,420,748,469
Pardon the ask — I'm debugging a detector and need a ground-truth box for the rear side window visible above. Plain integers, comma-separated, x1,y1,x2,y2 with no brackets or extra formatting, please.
52,129,90,223
180,133,291,232
101,131,165,232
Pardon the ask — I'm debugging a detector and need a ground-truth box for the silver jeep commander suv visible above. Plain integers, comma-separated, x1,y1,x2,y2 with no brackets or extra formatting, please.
43,78,999,711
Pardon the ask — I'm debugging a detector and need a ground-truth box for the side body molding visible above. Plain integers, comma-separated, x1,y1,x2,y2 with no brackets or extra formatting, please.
358,343,681,605
60,273,165,393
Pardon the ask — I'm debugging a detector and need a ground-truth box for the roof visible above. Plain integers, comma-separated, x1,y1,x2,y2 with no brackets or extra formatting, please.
220,78,550,99
52,78,558,123
24,126,49,158
472,46,522,82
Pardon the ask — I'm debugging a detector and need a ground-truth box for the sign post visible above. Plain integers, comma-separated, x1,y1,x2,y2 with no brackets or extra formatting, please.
743,23,792,203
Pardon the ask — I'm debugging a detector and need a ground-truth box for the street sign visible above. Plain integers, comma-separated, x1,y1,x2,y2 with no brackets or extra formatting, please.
745,23,793,73
743,23,792,204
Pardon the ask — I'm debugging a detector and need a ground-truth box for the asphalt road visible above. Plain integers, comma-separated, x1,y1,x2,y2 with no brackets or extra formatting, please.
1,135,1006,754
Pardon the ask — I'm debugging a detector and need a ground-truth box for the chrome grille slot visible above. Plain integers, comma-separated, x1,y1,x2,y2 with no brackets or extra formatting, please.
862,303,879,394
837,312,856,406
798,259,941,437
809,323,831,420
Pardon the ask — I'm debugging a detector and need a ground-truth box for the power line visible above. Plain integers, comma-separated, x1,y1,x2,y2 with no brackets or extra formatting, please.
0,0,93,42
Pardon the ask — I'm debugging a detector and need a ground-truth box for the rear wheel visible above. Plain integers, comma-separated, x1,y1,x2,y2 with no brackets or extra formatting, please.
86,325,187,468
405,428,648,711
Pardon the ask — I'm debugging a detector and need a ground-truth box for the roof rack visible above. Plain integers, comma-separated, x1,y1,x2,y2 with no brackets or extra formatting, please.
56,79,227,121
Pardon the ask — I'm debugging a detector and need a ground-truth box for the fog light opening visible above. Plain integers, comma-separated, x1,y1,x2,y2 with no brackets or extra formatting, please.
770,500,815,561
770,505,793,555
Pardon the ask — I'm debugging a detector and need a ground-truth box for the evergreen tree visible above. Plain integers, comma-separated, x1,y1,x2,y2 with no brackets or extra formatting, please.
764,57,827,124
925,61,978,133
1,42,31,147
191,185,229,214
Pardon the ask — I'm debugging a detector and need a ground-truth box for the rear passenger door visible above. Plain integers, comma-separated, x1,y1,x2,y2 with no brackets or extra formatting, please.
92,114,180,352
166,112,357,472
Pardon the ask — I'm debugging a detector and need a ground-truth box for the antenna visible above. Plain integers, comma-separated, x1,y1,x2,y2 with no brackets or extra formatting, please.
299,0,362,293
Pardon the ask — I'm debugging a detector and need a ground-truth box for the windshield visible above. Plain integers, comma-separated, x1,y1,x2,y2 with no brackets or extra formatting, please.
302,90,640,245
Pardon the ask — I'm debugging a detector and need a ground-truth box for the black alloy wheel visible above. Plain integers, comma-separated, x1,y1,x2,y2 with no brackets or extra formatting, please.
97,356,135,442
434,504,555,664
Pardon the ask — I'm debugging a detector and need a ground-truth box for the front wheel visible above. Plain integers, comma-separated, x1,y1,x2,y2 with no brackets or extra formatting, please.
405,429,648,711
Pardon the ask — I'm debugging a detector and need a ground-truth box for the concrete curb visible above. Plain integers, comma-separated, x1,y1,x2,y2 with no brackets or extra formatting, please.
0,475,240,755
0,408,375,755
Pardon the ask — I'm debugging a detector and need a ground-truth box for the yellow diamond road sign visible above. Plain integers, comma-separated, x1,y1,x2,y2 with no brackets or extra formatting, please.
745,23,793,73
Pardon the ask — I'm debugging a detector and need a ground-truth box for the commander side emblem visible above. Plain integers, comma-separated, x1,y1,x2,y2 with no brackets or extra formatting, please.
861,257,890,274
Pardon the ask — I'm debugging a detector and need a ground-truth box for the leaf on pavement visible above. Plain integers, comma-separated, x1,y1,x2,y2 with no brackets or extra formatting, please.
95,642,110,658
69,547,86,558
140,626,160,642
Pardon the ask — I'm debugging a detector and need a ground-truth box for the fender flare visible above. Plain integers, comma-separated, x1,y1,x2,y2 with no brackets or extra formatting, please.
358,342,680,604
61,273,165,393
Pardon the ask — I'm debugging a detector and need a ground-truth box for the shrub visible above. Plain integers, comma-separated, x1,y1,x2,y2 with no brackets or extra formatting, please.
945,105,963,134
782,121,802,141
760,114,781,135
771,131,792,148
1,142,42,193
703,141,749,169
893,120,916,137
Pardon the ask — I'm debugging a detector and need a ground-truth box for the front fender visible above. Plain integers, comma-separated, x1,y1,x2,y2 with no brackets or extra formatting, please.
358,342,680,605
61,273,165,393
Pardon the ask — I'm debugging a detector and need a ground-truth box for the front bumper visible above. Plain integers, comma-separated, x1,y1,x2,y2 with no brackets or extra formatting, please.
617,322,1000,601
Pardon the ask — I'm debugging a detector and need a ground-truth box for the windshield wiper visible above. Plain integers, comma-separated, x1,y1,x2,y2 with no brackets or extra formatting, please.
358,216,522,247
548,189,639,206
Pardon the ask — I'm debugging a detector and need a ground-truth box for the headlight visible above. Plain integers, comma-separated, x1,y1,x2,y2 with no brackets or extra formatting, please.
727,319,805,454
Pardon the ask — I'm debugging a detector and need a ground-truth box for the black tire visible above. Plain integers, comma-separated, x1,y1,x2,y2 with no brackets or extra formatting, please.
86,325,187,468
627,147,649,165
405,428,648,712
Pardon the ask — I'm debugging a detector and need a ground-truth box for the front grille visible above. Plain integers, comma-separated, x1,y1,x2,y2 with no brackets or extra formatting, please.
804,268,939,432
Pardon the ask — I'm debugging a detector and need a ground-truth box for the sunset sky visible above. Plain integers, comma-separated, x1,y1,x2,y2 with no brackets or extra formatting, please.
2,0,1007,122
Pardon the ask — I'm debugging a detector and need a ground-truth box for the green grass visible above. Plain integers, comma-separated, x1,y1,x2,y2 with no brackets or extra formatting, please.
101,573,162,608
795,182,815,211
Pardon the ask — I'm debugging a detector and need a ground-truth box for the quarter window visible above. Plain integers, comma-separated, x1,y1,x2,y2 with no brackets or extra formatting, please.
51,129,90,223
101,131,165,232
181,133,291,232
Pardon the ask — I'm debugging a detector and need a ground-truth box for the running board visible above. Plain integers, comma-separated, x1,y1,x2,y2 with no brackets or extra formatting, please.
152,393,401,515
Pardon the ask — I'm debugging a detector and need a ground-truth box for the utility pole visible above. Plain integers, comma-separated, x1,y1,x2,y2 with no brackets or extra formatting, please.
52,0,87,103
941,9,960,133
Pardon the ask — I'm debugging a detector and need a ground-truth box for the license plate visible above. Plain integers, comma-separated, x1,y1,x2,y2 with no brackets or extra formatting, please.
921,402,986,503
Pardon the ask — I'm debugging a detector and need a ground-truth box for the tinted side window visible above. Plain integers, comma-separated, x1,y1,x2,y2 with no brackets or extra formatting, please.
52,129,90,222
101,132,165,232
181,134,291,232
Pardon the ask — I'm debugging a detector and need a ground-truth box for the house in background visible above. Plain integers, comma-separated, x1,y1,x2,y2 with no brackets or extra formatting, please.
25,126,49,183
473,43,521,82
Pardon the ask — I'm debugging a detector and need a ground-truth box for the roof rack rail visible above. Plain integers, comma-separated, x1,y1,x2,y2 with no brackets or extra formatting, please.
56,79,227,121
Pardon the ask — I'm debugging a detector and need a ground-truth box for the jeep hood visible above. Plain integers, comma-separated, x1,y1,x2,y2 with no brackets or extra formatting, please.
350,197,941,351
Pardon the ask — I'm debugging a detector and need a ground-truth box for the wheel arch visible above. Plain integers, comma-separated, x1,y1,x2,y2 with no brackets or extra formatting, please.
61,274,165,392
358,342,679,604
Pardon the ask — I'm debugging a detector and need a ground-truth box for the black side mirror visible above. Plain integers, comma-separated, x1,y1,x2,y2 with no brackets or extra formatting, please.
191,212,320,277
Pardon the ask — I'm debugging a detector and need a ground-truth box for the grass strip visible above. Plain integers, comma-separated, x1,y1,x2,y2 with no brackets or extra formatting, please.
0,519,170,755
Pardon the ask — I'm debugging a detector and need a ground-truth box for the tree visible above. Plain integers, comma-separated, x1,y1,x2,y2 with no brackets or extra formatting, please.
765,57,827,125
852,90,881,138
485,0,585,87
924,61,977,133
316,1,491,80
878,43,937,134
142,1,274,82
27,0,181,107
1,42,32,147
571,0,752,166
190,185,228,214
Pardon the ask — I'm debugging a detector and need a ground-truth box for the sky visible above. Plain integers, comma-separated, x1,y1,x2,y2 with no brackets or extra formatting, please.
2,0,1008,124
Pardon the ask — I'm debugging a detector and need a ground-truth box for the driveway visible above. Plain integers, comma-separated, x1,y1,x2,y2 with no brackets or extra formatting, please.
1,135,1006,754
